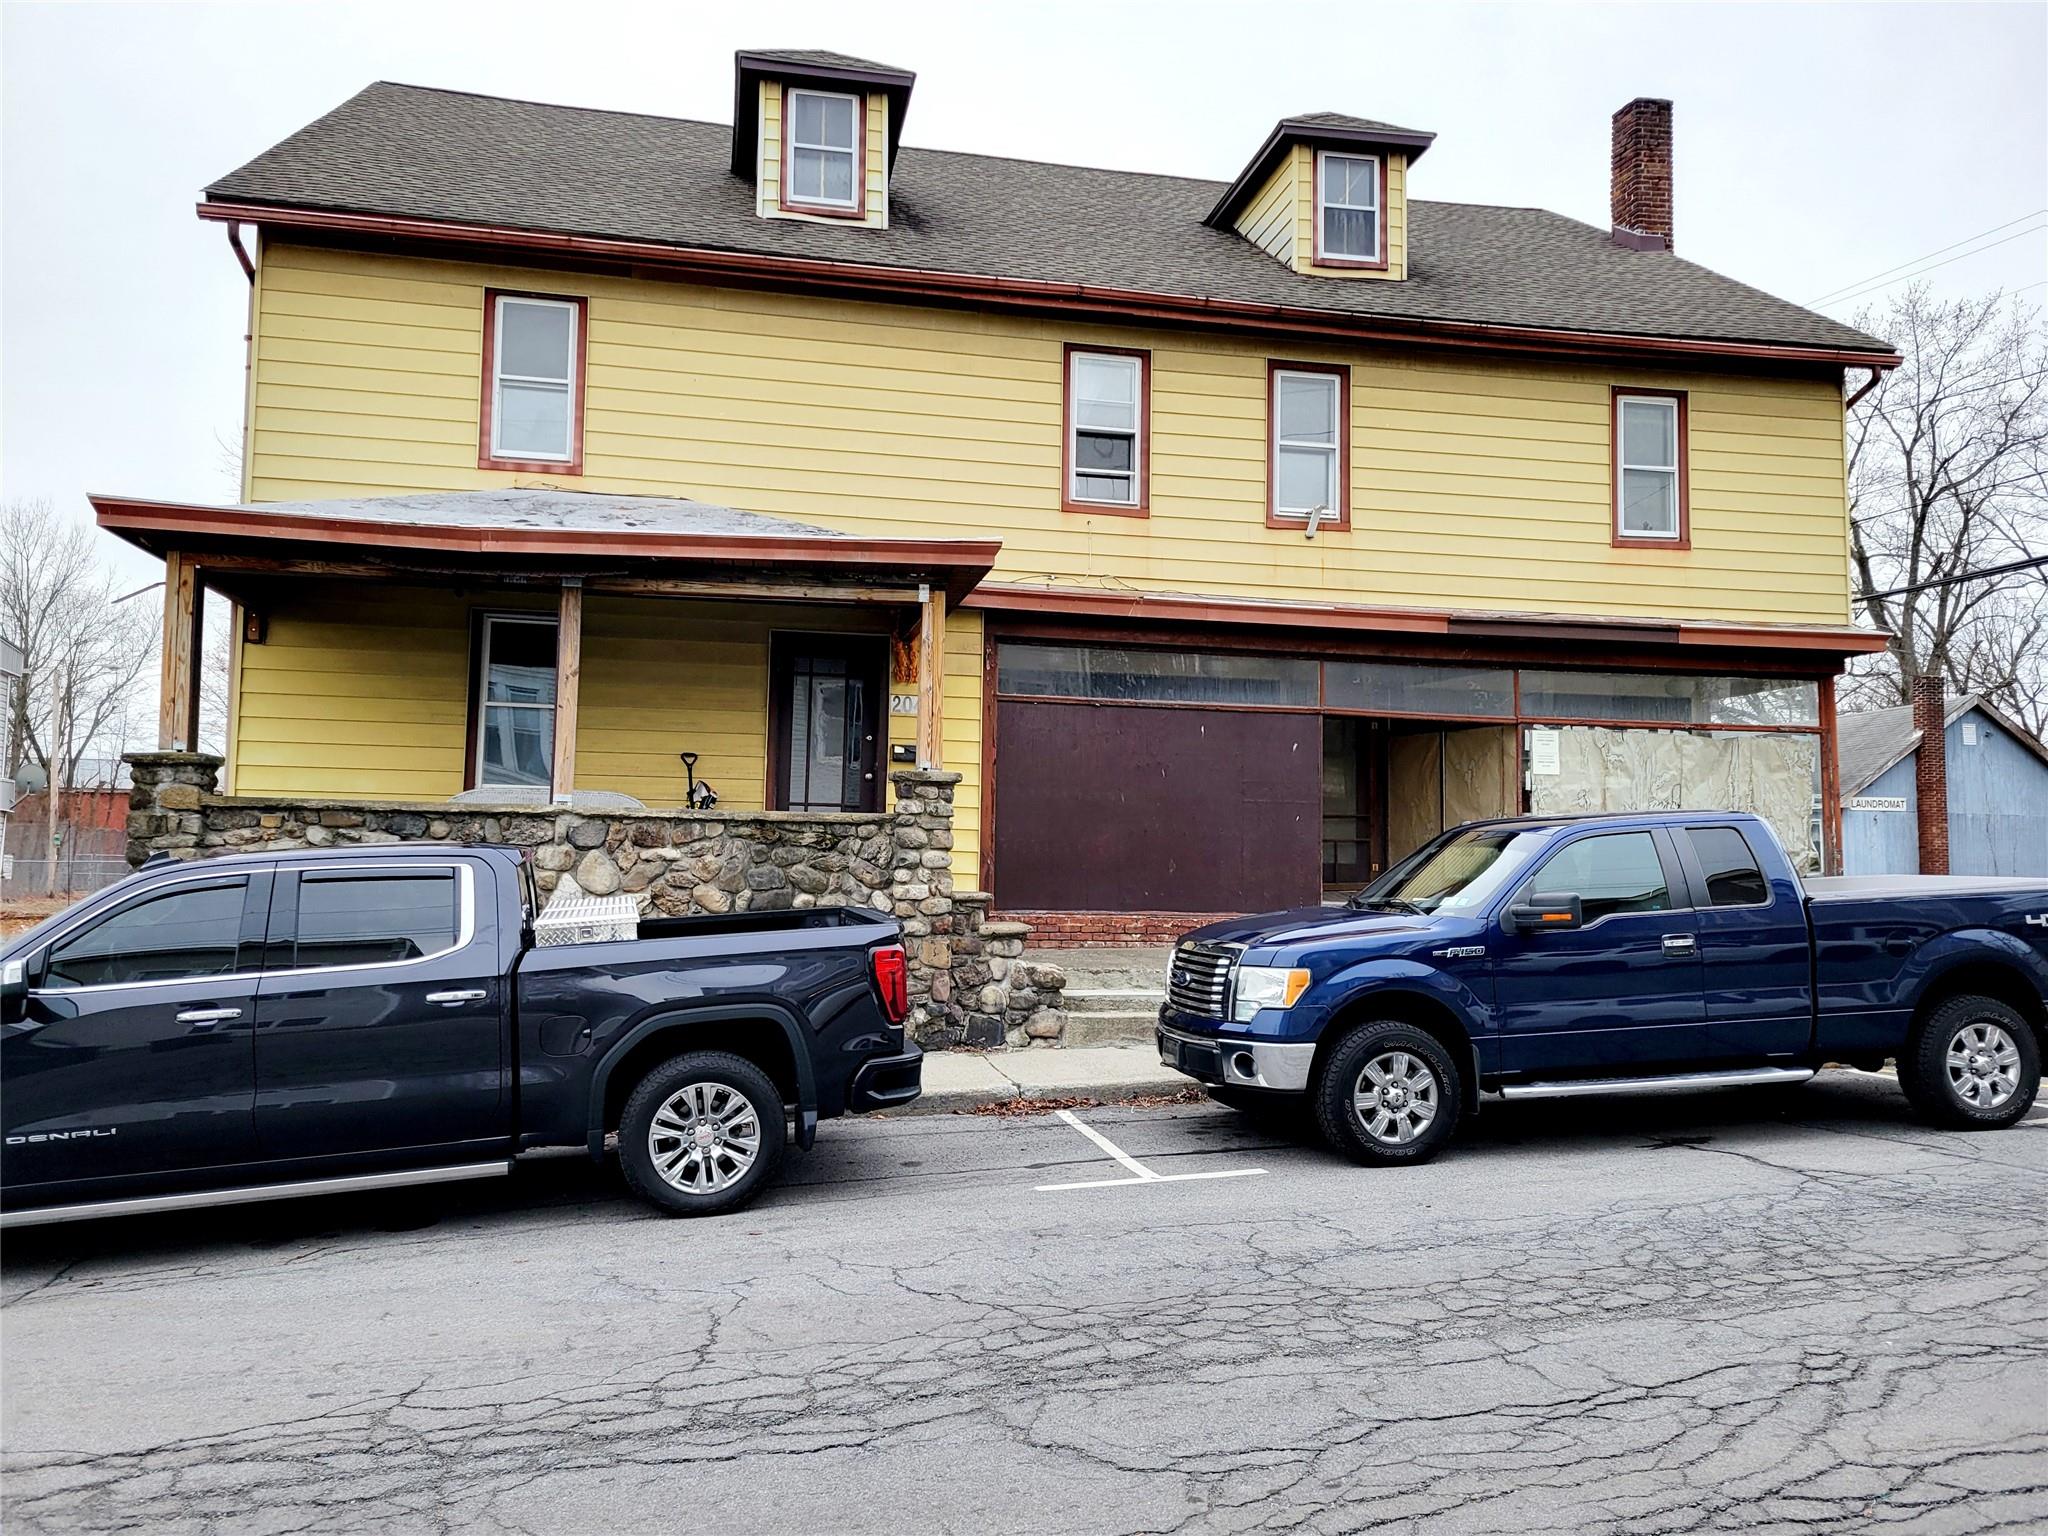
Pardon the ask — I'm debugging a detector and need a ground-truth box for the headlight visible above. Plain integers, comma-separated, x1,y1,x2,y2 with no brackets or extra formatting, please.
1233,966,1310,1021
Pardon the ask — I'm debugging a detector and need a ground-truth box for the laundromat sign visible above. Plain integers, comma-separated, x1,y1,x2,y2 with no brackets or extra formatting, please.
1845,796,1909,812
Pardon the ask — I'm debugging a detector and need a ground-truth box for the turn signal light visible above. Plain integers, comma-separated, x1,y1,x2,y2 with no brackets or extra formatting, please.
871,943,910,1025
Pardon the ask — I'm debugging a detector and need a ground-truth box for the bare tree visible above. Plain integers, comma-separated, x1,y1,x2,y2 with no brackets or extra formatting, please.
0,498,159,790
1842,286,2048,735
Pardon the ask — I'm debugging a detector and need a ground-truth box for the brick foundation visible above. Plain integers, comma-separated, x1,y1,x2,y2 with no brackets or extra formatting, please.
994,910,1242,947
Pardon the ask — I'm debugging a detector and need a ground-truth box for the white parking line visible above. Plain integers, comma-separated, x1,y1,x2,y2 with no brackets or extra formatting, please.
1035,1109,1267,1192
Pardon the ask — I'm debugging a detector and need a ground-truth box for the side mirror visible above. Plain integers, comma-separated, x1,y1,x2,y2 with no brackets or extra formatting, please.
0,956,28,1026
1508,893,1584,933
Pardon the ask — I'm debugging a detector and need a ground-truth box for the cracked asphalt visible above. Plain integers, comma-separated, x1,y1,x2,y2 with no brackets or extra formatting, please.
3,1069,2045,1534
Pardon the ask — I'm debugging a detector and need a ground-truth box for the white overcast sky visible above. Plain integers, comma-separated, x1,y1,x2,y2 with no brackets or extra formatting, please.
4,0,2045,588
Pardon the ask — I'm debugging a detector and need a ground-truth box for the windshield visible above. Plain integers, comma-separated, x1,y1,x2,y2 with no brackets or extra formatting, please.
1352,826,1550,916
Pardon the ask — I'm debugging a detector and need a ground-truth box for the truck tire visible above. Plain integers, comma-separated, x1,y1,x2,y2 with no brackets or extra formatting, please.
618,1051,787,1216
1898,995,2041,1130
1311,1021,1462,1167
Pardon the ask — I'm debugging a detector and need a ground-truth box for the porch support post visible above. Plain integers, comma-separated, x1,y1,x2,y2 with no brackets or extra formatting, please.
1818,673,1842,875
552,578,583,801
916,583,946,771
157,550,203,751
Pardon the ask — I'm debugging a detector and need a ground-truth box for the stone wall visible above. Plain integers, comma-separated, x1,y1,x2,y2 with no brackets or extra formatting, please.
124,754,1065,1049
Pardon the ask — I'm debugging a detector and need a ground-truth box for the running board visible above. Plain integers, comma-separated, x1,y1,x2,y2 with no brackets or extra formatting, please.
1497,1066,1816,1101
0,1160,511,1230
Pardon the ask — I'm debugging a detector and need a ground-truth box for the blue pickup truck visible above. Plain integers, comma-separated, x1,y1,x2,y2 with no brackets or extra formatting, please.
1159,811,2047,1165
0,844,921,1226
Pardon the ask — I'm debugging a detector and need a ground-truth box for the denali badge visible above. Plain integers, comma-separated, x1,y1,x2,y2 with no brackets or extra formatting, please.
5,1128,118,1145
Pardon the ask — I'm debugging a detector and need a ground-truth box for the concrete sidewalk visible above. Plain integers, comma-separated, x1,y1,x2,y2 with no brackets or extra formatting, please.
906,1043,1186,1114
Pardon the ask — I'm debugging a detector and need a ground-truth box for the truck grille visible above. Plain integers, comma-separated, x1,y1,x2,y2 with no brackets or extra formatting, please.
1166,942,1237,1017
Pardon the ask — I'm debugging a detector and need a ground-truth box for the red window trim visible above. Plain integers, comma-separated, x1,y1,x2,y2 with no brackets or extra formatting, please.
779,84,868,221
478,289,587,475
1611,386,1691,549
1059,343,1151,517
1310,149,1390,272
1266,359,1351,531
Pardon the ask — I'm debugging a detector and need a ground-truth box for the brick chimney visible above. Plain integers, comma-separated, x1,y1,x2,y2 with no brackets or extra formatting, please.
1611,97,1674,250
1911,673,1950,875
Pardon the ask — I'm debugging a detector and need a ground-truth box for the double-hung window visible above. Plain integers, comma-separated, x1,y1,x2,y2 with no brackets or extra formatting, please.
483,291,584,472
1613,390,1687,544
1063,348,1148,512
1316,151,1381,265
785,88,861,212
474,615,559,790
1269,364,1348,527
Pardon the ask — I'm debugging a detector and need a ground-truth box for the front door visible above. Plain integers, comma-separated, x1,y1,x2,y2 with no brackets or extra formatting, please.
1,871,264,1194
772,635,885,813
1492,828,1706,1075
253,860,506,1163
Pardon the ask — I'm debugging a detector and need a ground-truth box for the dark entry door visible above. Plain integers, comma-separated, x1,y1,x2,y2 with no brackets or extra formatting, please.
994,700,1322,912
772,635,886,813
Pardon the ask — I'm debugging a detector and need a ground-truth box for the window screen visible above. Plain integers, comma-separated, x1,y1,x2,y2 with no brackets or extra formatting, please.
1685,827,1769,907
294,872,459,968
1524,832,1671,924
491,297,577,461
45,880,247,987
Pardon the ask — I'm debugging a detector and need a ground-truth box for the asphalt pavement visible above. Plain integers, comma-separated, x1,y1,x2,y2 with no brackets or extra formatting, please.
3,1070,2045,1534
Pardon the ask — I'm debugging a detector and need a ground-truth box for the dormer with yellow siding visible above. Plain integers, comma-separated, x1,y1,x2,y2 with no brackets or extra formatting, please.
730,49,915,230
1208,112,1434,280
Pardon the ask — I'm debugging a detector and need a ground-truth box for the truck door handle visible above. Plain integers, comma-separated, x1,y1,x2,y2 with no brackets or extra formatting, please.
425,989,488,1007
176,1007,243,1028
1661,935,1698,956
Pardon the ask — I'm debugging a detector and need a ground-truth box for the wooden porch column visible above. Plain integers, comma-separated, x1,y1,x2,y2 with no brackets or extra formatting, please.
157,550,204,750
552,578,583,801
1818,673,1843,875
916,583,946,771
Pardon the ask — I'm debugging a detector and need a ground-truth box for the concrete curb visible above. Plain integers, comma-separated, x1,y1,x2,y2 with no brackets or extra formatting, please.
897,1046,1188,1115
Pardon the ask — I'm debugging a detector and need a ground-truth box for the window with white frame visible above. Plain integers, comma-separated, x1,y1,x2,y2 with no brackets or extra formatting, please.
1066,350,1145,507
1317,151,1381,263
1271,367,1344,520
787,88,860,209
489,295,579,464
1615,393,1683,540
476,615,558,789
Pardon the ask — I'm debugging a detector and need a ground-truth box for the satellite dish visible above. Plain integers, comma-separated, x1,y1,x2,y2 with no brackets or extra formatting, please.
13,763,46,794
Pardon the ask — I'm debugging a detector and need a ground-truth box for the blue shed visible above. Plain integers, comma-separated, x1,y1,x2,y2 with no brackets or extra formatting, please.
1838,694,2048,876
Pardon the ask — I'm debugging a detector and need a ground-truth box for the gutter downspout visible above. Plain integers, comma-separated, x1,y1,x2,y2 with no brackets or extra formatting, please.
1844,364,1884,411
226,221,255,283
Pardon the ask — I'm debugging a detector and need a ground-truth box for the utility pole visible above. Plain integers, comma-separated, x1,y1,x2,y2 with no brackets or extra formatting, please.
43,652,68,897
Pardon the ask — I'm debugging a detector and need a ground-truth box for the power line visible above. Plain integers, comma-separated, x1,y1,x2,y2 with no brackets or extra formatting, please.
1806,209,2047,305
1858,554,2048,602
1817,223,2048,312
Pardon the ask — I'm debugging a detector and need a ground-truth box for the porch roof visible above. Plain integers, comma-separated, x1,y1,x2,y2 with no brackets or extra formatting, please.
91,488,1001,602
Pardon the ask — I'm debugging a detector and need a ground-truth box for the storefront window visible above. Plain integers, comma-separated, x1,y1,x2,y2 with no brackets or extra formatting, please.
1519,671,1818,727
996,643,1318,707
1324,661,1513,718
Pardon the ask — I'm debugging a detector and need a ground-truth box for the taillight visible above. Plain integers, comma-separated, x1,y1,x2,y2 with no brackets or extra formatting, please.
871,943,909,1025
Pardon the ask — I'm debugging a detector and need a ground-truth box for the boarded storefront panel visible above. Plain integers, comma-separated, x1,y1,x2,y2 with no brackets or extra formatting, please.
1386,726,1519,863
993,701,1321,912
1528,726,1819,870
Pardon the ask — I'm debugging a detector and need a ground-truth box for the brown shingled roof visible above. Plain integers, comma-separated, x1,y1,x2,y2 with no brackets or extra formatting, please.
205,82,1893,360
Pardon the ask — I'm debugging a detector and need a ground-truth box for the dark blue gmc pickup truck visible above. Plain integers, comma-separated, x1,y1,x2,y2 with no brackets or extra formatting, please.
1159,811,2047,1165
0,844,922,1226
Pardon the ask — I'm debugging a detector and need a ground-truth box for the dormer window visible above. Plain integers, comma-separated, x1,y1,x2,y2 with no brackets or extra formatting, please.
785,88,861,212
1315,151,1381,265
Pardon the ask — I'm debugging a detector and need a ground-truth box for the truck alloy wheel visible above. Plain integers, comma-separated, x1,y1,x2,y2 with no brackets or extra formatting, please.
618,1051,787,1216
1311,1022,1462,1167
1901,995,2041,1131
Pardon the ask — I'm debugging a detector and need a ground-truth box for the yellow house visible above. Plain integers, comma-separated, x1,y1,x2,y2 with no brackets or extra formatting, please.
109,48,1896,958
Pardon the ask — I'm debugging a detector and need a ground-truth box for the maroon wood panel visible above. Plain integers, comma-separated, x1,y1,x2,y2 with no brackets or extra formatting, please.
993,701,1323,912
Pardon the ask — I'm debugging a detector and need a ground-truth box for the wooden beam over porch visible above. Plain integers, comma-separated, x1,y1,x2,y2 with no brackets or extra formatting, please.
157,549,204,751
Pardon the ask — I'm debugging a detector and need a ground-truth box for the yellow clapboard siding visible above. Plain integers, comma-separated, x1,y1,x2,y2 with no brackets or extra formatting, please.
248,242,1851,631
